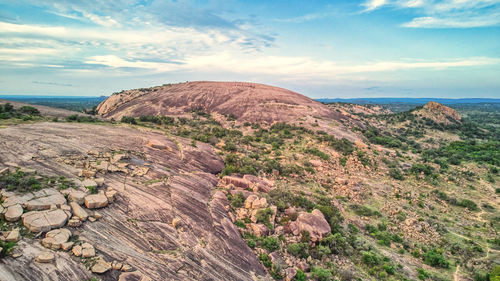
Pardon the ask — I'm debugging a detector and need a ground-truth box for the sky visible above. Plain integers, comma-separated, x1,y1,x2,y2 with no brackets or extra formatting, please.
0,0,499,98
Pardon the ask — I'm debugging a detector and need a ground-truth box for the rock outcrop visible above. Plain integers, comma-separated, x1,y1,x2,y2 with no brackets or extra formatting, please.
289,209,331,242
96,81,337,125
0,122,265,281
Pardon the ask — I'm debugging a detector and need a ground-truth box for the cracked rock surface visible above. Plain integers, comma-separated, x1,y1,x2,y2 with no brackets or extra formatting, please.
0,122,266,281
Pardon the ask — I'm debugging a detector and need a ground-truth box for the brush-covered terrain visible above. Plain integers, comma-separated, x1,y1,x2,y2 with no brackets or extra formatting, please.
0,82,498,281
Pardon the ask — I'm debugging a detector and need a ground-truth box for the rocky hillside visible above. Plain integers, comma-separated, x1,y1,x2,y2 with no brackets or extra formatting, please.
97,81,342,125
0,96,498,281
413,101,462,125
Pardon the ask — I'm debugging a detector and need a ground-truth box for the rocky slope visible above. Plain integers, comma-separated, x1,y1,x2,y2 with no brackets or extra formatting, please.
0,122,265,281
96,81,342,125
413,101,462,125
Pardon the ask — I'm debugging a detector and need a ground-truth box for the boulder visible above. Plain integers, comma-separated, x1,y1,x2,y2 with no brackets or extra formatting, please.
105,188,117,203
147,139,169,150
81,179,98,189
35,251,55,263
72,245,82,257
243,175,273,192
248,223,269,237
61,242,74,251
68,190,87,205
78,169,96,178
25,193,66,211
244,195,258,209
252,198,268,209
81,242,95,258
69,202,88,221
221,176,250,189
5,228,20,242
2,193,34,207
67,217,82,227
84,192,108,209
289,209,331,242
91,257,111,274
22,209,70,232
112,261,123,270
42,228,71,250
5,204,23,222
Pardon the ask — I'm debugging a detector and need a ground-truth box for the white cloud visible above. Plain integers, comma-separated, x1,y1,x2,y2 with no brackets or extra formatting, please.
361,0,500,27
403,13,500,27
362,0,388,12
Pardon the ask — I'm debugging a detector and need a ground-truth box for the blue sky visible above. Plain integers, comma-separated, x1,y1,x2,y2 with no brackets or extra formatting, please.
0,0,499,98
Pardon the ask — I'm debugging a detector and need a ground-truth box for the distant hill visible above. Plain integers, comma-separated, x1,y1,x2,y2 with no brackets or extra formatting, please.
97,81,337,124
316,98,500,105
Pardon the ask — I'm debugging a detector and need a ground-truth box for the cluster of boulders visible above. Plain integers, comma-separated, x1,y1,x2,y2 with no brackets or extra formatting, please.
0,183,115,234
61,150,150,179
34,227,133,275
219,179,333,280
220,175,274,193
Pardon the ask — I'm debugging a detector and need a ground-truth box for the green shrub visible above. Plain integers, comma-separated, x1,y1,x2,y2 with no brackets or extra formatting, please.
362,251,380,266
423,248,449,268
295,270,306,281
231,192,244,208
287,243,309,258
121,116,137,124
311,267,332,281
261,237,280,252
258,253,272,268
304,147,329,160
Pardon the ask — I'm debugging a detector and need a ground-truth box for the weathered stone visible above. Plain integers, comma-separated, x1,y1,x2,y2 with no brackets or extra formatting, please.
78,169,96,178
147,139,169,150
92,211,102,219
81,242,95,258
61,241,74,251
95,177,105,187
88,217,96,222
289,209,331,242
72,245,82,256
22,209,69,232
43,228,71,250
248,223,269,238
244,195,258,209
5,204,23,222
81,179,98,189
243,174,273,193
69,202,88,221
121,264,132,272
5,228,20,242
131,167,149,177
252,197,267,209
68,190,87,205
35,251,55,263
91,257,111,274
25,193,66,211
105,188,117,203
2,193,34,208
118,272,152,281
84,192,108,209
95,161,109,172
111,154,128,164
221,176,250,189
112,260,123,270
67,217,82,227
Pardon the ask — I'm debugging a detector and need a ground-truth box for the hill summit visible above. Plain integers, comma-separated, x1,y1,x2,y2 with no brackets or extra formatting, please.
414,101,462,124
97,81,336,124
